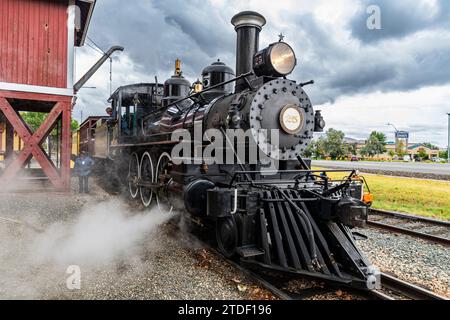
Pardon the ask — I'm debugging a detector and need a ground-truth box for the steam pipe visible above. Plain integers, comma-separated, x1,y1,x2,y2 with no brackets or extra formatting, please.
73,45,124,92
231,11,266,92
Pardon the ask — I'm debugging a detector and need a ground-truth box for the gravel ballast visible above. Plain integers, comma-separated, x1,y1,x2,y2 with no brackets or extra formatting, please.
356,228,450,297
0,178,273,300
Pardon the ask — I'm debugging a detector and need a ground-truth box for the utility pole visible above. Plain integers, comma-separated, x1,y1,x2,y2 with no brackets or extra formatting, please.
387,123,399,133
387,123,400,154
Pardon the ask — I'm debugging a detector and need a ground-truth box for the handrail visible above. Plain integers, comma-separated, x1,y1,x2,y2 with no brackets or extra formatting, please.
229,169,357,187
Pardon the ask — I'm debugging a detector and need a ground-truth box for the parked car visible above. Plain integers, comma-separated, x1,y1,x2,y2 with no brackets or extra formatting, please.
350,156,359,162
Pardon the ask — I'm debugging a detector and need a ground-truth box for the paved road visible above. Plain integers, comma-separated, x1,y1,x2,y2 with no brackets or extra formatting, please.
312,160,450,177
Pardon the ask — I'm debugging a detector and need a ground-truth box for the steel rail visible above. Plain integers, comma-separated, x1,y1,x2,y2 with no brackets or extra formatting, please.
175,224,292,300
369,208,450,227
374,273,449,300
169,216,449,300
211,249,293,301
366,208,450,246
213,243,449,300
366,220,450,246
174,221,344,300
369,289,395,300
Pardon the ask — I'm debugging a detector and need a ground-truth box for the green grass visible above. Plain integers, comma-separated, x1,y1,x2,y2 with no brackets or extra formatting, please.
312,167,450,221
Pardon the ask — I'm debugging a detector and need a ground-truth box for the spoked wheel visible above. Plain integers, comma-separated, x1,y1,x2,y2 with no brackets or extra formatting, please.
128,152,140,199
216,216,238,259
139,152,154,207
155,152,173,213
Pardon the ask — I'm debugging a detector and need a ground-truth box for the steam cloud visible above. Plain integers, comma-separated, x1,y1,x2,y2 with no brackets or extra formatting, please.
32,200,170,265
0,199,173,299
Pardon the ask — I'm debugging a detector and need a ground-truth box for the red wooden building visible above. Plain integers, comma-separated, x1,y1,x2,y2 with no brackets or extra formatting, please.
0,0,96,191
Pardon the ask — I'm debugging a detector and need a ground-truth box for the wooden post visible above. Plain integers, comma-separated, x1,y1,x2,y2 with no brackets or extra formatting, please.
61,101,72,191
5,120,14,166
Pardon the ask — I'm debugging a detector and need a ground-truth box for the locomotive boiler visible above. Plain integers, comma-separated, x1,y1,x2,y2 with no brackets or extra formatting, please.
94,11,380,290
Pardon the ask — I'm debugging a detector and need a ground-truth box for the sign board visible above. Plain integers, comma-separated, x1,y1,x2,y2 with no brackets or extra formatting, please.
395,131,409,139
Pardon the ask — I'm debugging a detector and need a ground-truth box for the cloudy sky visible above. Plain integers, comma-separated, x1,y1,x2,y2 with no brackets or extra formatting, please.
74,0,450,147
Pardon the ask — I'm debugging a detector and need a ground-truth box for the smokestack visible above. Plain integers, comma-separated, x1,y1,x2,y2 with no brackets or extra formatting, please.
231,11,266,92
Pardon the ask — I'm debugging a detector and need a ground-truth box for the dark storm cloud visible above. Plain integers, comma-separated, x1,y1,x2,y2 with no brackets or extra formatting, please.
282,6,450,106
85,0,235,79
391,44,450,91
328,62,396,93
350,0,450,43
74,0,238,120
82,0,450,101
153,0,235,57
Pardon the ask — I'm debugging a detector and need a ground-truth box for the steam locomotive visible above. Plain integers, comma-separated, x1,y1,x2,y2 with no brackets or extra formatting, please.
92,11,380,290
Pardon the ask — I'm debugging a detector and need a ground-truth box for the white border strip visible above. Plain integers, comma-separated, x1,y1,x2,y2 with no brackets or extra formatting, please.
0,82,73,97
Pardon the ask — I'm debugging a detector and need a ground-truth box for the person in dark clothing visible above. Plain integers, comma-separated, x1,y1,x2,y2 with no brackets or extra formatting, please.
74,151,95,194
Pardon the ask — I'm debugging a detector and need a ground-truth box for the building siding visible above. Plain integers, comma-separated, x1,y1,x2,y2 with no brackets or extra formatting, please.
0,0,69,88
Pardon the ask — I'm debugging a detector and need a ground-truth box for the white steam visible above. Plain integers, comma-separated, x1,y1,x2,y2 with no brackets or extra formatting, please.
31,200,171,266
0,199,173,299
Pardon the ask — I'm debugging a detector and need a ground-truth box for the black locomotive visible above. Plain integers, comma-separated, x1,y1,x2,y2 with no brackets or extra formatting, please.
93,11,380,290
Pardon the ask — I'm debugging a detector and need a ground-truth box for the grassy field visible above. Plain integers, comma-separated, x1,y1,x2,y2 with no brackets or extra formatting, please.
312,167,450,221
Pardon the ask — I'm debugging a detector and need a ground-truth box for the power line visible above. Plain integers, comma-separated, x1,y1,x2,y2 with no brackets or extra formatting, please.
85,41,104,56
85,35,114,95
87,35,106,54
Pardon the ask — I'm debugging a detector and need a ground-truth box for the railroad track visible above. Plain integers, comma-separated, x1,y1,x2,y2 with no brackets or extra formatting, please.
186,231,447,300
367,208,450,246
216,246,448,300
371,273,448,300
169,218,448,301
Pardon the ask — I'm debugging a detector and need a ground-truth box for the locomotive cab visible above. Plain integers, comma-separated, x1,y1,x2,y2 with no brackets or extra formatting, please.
108,83,164,143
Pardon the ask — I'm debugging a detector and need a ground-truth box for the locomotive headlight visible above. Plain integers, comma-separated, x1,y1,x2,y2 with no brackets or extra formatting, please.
253,42,297,77
279,104,303,134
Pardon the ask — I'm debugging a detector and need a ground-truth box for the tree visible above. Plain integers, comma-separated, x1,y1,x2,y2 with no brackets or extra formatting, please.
303,142,316,158
360,147,368,158
315,137,327,159
302,135,332,159
423,143,439,150
397,141,407,157
388,150,395,158
361,131,387,157
439,150,448,159
20,112,79,155
71,118,79,131
348,142,358,156
20,112,79,132
417,148,428,160
323,129,346,160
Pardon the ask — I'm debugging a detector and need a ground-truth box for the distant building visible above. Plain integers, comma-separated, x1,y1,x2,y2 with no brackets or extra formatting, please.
343,137,440,160
407,143,439,160
385,141,396,154
373,142,439,160
343,137,366,156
